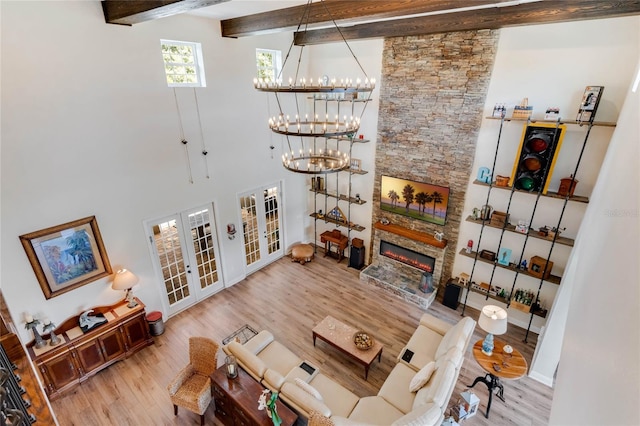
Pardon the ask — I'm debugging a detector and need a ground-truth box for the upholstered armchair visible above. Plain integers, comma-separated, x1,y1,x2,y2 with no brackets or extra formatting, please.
167,336,219,425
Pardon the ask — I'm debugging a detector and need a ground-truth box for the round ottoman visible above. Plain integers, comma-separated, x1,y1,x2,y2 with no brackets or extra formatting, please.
291,243,314,265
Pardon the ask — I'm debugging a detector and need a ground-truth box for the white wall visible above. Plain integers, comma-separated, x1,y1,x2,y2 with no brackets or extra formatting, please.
0,1,307,342
549,59,640,426
453,18,639,333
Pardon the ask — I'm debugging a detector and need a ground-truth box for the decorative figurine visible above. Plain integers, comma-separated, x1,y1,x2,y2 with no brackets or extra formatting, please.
477,167,492,184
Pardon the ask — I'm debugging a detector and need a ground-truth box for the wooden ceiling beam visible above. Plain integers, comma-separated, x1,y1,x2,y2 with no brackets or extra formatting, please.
102,0,230,26
221,0,511,38
293,0,640,45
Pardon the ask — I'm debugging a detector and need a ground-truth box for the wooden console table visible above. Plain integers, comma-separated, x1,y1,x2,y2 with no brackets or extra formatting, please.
320,230,349,262
211,366,297,426
26,298,153,400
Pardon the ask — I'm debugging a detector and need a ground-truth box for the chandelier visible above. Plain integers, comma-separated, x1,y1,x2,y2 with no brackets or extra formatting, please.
254,0,375,174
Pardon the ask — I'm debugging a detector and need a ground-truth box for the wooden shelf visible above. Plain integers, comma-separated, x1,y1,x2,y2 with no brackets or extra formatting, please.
458,249,561,285
374,222,447,249
310,189,367,205
465,287,548,318
472,180,589,204
465,216,575,247
310,213,365,232
485,116,616,127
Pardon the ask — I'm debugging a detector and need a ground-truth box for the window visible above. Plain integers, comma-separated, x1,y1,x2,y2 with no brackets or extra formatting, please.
161,40,206,87
256,48,282,82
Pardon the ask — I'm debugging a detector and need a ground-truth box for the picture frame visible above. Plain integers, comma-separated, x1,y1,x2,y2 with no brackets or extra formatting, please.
497,247,512,266
576,85,604,123
20,216,112,299
380,175,450,226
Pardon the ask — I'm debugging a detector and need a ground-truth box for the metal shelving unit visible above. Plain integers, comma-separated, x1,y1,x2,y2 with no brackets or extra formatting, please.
461,115,608,341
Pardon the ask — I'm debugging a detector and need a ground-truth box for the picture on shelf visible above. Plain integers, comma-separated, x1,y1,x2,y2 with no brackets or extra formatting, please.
380,175,450,226
576,85,604,123
497,247,512,266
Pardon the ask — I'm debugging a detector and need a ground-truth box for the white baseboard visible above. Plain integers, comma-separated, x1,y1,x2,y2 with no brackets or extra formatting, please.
528,370,554,387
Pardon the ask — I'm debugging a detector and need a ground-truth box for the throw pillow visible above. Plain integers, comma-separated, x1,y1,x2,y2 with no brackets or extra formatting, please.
294,378,324,401
409,361,436,392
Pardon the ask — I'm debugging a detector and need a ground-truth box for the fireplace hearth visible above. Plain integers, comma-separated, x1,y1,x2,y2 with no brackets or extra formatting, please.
361,232,446,310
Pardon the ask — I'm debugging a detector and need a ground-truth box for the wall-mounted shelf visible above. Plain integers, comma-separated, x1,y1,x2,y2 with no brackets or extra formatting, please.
459,249,561,284
473,180,589,204
374,222,447,249
309,189,367,205
485,116,616,127
310,213,365,232
465,216,575,247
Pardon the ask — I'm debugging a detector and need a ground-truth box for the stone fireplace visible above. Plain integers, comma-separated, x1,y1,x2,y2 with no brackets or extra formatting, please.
360,30,499,309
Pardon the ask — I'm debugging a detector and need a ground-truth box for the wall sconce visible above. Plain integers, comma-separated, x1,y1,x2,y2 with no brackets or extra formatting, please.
227,223,237,240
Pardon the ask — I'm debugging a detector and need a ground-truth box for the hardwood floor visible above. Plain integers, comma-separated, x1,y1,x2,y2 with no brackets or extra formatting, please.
50,254,553,425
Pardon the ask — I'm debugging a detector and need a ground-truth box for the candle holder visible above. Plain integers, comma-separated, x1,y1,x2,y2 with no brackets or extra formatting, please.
225,355,238,379
42,321,61,346
25,319,46,349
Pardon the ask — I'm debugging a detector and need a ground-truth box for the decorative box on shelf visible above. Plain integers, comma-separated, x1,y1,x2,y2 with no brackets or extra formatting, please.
529,256,554,279
510,300,531,313
490,211,509,227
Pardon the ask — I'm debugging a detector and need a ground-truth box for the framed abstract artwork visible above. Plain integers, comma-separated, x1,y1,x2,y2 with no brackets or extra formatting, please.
20,216,112,299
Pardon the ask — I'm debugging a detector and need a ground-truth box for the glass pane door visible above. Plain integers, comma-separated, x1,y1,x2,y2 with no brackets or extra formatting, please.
239,183,283,274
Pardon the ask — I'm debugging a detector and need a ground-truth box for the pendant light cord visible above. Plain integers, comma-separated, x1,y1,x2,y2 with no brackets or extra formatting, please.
174,88,193,184
193,88,211,179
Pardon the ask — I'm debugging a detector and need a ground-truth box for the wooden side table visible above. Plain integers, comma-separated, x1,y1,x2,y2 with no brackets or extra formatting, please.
320,231,348,262
467,338,528,418
211,366,297,426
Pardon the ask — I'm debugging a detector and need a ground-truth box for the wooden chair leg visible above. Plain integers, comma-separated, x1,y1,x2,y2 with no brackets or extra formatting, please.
173,404,178,416
200,414,205,425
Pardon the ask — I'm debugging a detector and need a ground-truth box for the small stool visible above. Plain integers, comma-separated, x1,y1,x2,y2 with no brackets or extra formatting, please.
291,243,314,265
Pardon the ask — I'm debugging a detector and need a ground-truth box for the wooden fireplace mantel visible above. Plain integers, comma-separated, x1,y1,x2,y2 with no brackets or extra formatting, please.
374,222,447,249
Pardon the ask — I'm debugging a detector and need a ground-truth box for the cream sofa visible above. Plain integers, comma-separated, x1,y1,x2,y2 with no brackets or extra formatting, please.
222,313,476,426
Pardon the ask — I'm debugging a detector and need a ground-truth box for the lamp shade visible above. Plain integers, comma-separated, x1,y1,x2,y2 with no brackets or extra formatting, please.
112,269,139,290
478,305,507,335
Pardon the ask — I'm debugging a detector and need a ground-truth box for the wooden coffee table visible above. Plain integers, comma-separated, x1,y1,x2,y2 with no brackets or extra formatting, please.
312,315,383,380
211,366,297,426
467,338,528,418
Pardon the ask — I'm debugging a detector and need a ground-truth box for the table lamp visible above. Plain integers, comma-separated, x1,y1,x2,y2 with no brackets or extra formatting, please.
478,305,507,356
112,268,139,308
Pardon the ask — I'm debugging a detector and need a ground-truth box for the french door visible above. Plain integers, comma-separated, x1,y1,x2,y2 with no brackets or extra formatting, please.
145,204,223,316
239,183,283,274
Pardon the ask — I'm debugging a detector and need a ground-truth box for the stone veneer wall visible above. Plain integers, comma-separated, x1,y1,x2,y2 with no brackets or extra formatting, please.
371,30,500,288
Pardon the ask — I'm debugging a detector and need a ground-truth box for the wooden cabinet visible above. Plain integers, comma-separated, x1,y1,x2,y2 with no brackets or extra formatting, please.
211,366,297,426
27,298,153,400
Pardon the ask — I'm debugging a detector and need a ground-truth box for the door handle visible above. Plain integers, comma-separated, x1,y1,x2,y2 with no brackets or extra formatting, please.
186,265,191,273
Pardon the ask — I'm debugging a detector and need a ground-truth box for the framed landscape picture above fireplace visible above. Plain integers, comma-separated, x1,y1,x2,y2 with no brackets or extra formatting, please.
380,175,450,226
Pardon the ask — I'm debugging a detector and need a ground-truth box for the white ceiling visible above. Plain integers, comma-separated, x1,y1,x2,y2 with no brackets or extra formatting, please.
188,0,308,21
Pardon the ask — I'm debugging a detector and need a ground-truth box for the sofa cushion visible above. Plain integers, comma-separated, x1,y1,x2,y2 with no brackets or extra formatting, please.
263,368,285,391
413,360,457,410
244,330,275,354
397,325,442,371
377,363,416,414
434,317,475,360
438,346,464,371
347,396,405,425
227,341,267,379
309,374,359,418
295,378,323,401
409,361,436,392
419,314,452,336
391,402,442,426
280,381,332,418
257,340,302,378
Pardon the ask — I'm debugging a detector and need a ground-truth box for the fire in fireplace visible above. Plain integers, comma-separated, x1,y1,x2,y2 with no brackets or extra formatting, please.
380,240,435,273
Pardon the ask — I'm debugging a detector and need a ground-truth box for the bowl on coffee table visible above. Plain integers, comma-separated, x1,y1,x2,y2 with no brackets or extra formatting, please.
353,331,374,350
